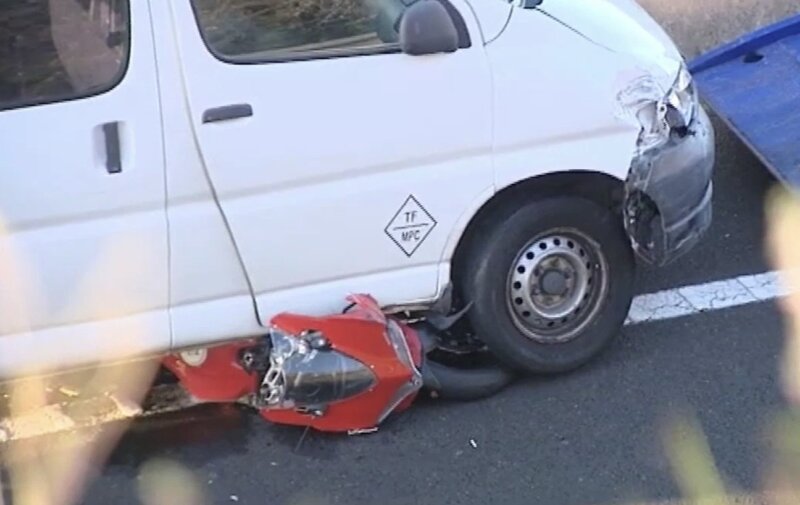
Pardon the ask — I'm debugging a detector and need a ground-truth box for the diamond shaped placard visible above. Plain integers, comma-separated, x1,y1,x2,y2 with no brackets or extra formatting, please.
385,195,437,257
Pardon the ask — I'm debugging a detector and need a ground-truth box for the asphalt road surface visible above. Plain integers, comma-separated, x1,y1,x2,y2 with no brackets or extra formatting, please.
0,108,777,505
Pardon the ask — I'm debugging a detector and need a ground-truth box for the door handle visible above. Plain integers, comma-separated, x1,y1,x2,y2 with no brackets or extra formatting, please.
202,103,253,124
102,121,122,174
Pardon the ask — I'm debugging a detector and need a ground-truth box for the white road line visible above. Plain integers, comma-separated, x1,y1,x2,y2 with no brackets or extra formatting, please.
0,385,197,444
626,270,794,325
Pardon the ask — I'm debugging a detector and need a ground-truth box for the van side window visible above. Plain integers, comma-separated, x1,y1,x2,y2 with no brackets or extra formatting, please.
191,0,410,62
0,0,130,111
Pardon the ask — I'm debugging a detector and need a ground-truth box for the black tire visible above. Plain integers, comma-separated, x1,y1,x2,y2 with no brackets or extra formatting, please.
459,195,635,374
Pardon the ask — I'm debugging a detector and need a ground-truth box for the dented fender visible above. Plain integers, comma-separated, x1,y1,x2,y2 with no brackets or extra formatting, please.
623,106,715,266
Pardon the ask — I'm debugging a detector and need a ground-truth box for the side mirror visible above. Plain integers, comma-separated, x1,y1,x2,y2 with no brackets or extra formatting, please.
398,0,459,56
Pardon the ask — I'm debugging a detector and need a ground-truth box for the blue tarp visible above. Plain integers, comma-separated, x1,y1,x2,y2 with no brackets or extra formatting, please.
689,14,800,188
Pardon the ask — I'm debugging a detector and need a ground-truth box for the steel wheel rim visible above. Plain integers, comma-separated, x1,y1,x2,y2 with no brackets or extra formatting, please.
506,228,609,344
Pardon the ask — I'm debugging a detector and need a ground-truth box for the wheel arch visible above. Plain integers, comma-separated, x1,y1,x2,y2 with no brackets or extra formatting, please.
449,170,627,295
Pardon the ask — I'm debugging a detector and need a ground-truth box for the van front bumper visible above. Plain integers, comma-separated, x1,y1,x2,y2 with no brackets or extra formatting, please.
623,105,715,266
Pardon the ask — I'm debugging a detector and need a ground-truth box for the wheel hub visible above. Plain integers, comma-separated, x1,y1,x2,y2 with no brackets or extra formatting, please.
507,231,607,343
540,269,568,297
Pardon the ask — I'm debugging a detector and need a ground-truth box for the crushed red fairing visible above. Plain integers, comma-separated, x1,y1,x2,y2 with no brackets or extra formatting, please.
163,294,426,433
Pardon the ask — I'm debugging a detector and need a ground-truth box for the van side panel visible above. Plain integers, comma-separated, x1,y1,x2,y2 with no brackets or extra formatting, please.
149,1,264,349
0,0,171,379
463,0,513,43
167,0,495,322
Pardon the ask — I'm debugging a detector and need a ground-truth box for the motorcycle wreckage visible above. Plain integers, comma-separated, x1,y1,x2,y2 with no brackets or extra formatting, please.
162,294,516,434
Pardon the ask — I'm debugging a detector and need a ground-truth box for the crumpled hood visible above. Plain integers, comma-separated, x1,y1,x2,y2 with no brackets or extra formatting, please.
536,0,683,88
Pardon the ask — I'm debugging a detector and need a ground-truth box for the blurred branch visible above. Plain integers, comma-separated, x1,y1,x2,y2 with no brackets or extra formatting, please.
662,412,727,505
766,187,800,405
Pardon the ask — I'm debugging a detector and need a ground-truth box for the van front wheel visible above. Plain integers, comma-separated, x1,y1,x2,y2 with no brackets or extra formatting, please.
461,195,635,374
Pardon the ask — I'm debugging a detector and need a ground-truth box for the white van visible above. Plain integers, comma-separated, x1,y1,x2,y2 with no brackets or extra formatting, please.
0,0,714,381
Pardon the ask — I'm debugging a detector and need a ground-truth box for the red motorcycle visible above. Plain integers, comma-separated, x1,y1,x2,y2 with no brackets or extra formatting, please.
163,294,515,434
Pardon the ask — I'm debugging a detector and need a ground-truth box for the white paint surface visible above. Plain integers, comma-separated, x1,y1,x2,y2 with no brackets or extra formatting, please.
626,271,796,325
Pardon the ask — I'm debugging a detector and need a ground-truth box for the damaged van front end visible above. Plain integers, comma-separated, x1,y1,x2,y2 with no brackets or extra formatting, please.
618,64,715,266
530,0,715,266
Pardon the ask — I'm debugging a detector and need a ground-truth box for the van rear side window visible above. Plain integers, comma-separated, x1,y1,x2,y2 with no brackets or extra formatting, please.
190,0,405,63
0,0,130,111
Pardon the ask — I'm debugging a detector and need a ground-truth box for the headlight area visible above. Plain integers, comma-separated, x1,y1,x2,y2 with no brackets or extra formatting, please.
616,62,698,153
617,63,714,267
662,63,698,136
